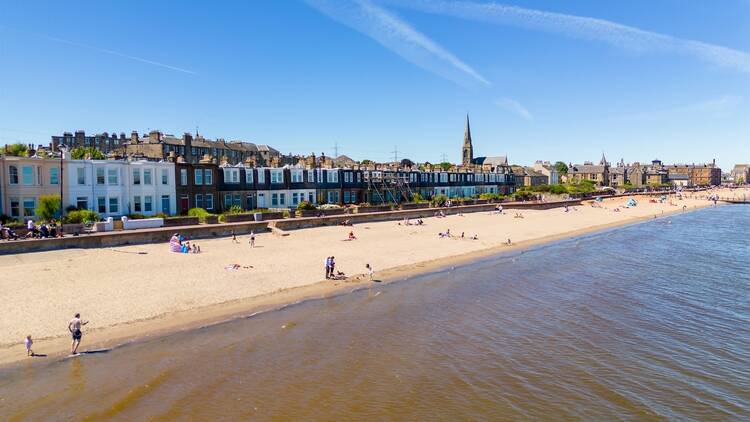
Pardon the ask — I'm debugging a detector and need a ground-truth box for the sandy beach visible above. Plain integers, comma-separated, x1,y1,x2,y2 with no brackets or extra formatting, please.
0,188,744,366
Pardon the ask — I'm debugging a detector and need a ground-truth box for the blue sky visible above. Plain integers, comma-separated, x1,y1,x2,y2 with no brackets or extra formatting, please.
0,0,748,169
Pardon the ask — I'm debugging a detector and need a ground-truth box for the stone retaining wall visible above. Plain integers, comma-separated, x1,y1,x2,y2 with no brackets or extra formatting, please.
0,199,580,255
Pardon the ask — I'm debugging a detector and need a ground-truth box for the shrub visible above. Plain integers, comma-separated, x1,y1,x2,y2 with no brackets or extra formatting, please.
296,201,316,211
63,209,100,225
319,204,342,210
127,213,148,220
432,194,448,206
411,193,425,203
35,195,61,222
188,208,210,218
512,191,534,201
227,205,243,215
70,147,105,160
4,143,28,157
188,207,212,223
155,212,169,219
479,192,504,201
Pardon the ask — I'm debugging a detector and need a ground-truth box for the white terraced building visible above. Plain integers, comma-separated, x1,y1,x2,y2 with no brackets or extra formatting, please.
64,159,176,218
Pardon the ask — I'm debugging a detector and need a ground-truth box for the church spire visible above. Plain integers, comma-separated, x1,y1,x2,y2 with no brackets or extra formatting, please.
600,152,608,166
464,114,472,146
462,114,473,166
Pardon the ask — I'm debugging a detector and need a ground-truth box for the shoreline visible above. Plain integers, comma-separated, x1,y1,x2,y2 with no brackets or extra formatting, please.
0,199,726,371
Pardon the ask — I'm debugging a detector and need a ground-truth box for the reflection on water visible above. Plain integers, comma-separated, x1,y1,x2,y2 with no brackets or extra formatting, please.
1,206,749,420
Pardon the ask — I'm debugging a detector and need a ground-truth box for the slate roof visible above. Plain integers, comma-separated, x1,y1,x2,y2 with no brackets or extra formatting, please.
472,156,508,166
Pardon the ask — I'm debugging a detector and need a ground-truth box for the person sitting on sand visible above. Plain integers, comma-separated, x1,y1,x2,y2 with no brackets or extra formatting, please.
514,212,524,219
506,238,512,245
182,241,191,254
25,335,33,356
169,234,182,253
348,231,356,241
471,234,478,240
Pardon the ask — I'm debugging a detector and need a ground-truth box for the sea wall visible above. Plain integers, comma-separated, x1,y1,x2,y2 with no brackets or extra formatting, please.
0,199,581,255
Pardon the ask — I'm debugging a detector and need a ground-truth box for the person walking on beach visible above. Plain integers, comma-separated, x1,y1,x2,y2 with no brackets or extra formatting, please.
325,256,332,279
249,231,256,248
25,335,34,357
365,263,374,281
68,313,89,355
330,256,336,277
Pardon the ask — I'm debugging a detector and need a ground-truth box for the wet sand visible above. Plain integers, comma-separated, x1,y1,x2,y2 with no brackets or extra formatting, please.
0,188,742,367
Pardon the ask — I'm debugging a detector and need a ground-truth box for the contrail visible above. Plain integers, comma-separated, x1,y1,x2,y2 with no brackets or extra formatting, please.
379,0,750,75
0,25,196,75
305,0,489,86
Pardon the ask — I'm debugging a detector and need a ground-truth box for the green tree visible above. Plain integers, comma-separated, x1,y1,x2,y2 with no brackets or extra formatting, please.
554,161,568,175
35,195,61,222
360,159,373,165
439,162,452,171
4,143,29,157
71,147,105,160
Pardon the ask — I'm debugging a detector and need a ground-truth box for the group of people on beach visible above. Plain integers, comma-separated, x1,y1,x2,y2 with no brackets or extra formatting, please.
169,233,201,254
324,256,341,279
23,312,89,358
0,219,61,241
399,217,424,226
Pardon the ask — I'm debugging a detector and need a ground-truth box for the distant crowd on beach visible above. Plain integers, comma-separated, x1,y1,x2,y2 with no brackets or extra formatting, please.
1,219,61,241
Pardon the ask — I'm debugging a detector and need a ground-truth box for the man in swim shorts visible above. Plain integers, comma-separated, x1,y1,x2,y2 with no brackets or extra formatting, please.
68,313,89,355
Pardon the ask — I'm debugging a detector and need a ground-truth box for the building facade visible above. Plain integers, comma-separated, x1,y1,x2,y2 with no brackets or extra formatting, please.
175,162,219,214
0,157,62,221
532,161,559,185
730,164,749,184
64,159,176,218
567,155,610,187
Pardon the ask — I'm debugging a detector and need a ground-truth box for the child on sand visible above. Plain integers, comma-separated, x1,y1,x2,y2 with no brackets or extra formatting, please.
25,335,33,356
365,263,374,281
249,231,256,248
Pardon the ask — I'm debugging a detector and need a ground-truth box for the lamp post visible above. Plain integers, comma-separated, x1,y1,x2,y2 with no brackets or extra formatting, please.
59,145,67,237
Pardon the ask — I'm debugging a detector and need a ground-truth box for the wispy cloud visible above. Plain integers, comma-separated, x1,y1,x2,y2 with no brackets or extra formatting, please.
304,0,489,86
0,25,196,75
619,95,743,121
379,0,750,75
494,97,532,120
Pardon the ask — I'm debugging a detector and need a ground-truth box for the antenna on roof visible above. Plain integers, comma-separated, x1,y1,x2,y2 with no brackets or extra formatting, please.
332,140,339,158
391,145,399,162
195,126,199,137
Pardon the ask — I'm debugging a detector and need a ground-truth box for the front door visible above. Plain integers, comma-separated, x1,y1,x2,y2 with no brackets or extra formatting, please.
179,195,189,213
162,195,171,214
257,193,266,209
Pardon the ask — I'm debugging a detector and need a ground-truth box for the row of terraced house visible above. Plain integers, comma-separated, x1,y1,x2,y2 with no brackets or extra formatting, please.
1,155,515,221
